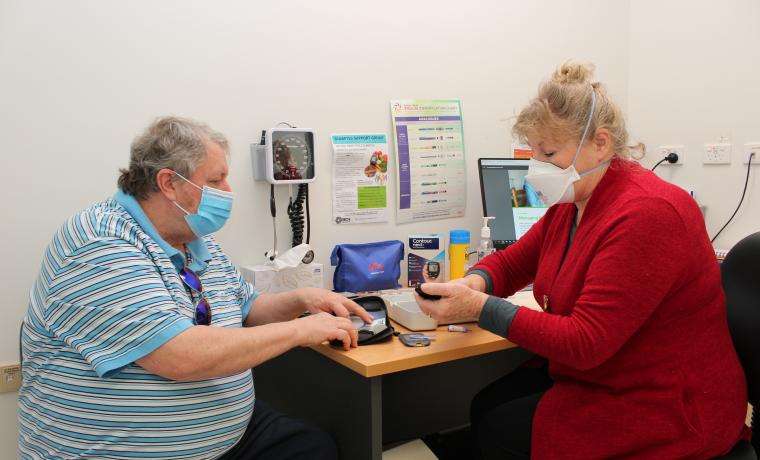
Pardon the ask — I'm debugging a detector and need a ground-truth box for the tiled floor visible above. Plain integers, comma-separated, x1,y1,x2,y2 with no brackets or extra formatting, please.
383,439,438,460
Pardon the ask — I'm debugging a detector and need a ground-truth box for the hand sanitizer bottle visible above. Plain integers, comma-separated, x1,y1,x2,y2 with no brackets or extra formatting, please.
477,217,496,261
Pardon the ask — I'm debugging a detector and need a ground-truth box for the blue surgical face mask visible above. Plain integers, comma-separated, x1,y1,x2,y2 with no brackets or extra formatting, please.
172,172,234,237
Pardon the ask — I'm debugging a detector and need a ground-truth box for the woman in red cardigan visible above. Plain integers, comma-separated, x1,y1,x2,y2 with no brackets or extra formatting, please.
415,62,748,459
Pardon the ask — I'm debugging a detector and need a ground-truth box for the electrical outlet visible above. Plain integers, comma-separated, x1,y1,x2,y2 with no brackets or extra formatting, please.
0,363,21,393
657,145,685,165
744,143,760,165
703,143,731,164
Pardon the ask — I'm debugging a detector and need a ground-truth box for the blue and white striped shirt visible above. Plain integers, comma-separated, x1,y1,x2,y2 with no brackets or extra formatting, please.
19,190,258,459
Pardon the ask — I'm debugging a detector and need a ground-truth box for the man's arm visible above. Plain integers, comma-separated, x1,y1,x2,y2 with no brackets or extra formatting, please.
45,235,360,382
245,291,308,326
244,288,373,327
137,312,358,381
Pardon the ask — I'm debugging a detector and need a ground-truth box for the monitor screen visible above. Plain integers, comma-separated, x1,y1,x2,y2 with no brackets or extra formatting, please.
478,158,548,249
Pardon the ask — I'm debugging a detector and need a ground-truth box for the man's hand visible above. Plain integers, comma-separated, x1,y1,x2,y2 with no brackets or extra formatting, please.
294,312,358,350
414,282,489,324
296,287,374,324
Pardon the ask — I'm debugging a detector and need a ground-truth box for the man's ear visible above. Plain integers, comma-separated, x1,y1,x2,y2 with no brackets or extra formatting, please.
592,128,613,161
155,169,179,201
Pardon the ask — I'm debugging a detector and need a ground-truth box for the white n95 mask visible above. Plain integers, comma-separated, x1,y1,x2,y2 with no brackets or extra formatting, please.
525,89,610,207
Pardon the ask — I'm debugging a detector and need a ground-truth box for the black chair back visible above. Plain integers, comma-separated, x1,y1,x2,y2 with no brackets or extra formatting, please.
722,231,760,455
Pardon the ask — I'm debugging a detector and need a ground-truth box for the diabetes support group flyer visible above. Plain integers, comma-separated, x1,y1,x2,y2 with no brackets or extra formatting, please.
331,133,390,225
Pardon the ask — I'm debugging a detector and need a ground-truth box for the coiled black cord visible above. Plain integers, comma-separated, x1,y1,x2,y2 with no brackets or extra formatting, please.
288,184,310,246
305,184,310,245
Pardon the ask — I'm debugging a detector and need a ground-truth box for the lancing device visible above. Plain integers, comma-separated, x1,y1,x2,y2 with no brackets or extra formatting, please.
415,284,442,301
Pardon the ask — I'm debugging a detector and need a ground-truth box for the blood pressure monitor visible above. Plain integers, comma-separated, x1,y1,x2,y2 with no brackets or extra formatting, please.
252,127,316,184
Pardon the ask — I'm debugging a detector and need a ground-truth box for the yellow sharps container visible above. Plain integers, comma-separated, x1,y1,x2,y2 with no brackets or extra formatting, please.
449,229,471,280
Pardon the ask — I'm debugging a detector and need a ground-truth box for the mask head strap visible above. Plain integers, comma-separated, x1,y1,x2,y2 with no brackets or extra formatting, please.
574,88,611,177
572,87,597,165
170,170,201,215
173,171,202,191
172,200,190,215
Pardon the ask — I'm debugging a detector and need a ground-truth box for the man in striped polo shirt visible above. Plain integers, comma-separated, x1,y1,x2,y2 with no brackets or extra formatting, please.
19,116,371,459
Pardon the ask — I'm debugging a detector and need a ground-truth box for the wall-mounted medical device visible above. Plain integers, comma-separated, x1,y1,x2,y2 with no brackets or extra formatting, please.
252,124,315,263
252,127,316,184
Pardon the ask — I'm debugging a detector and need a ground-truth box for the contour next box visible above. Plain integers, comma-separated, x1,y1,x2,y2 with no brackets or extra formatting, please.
407,233,445,287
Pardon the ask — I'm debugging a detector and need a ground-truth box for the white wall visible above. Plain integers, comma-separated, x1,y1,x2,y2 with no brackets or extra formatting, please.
628,0,760,248
5,0,760,456
4,0,760,456
0,1,631,453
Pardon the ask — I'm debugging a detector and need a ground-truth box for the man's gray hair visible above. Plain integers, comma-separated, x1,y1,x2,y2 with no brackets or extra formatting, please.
118,116,229,200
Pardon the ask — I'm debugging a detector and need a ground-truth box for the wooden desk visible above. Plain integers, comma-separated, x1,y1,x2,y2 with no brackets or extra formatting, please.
311,321,518,378
255,291,537,460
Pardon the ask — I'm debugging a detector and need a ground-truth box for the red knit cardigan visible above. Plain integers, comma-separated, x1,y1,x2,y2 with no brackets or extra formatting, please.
472,159,747,459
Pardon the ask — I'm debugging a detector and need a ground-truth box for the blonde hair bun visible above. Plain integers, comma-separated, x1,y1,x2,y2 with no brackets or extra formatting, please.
552,61,596,85
512,60,641,159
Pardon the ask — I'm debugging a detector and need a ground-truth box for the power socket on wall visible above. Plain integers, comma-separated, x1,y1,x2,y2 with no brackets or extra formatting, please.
0,363,22,393
703,143,731,164
744,143,760,165
657,145,685,165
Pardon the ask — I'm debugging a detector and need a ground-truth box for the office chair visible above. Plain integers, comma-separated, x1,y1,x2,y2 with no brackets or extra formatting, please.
717,231,760,460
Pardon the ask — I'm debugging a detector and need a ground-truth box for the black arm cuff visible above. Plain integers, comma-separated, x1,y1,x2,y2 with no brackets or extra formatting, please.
478,296,520,338
466,269,494,294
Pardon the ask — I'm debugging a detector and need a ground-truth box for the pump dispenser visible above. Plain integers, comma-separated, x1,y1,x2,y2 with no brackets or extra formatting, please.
477,217,496,261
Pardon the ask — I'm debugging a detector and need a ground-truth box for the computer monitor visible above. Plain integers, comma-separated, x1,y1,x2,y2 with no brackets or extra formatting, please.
478,158,548,249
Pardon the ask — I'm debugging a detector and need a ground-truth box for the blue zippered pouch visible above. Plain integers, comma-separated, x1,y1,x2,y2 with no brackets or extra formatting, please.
330,240,404,292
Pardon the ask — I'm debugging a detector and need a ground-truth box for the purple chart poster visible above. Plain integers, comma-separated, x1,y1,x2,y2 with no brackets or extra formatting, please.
390,99,466,223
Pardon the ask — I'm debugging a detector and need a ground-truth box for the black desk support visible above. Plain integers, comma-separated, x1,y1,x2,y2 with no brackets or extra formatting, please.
255,346,532,459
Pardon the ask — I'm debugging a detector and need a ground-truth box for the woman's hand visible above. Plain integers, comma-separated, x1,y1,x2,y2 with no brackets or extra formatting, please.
414,282,489,324
296,287,374,324
450,274,487,292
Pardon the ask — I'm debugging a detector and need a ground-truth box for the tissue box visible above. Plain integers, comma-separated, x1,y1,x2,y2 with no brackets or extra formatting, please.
407,233,445,287
240,263,323,293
